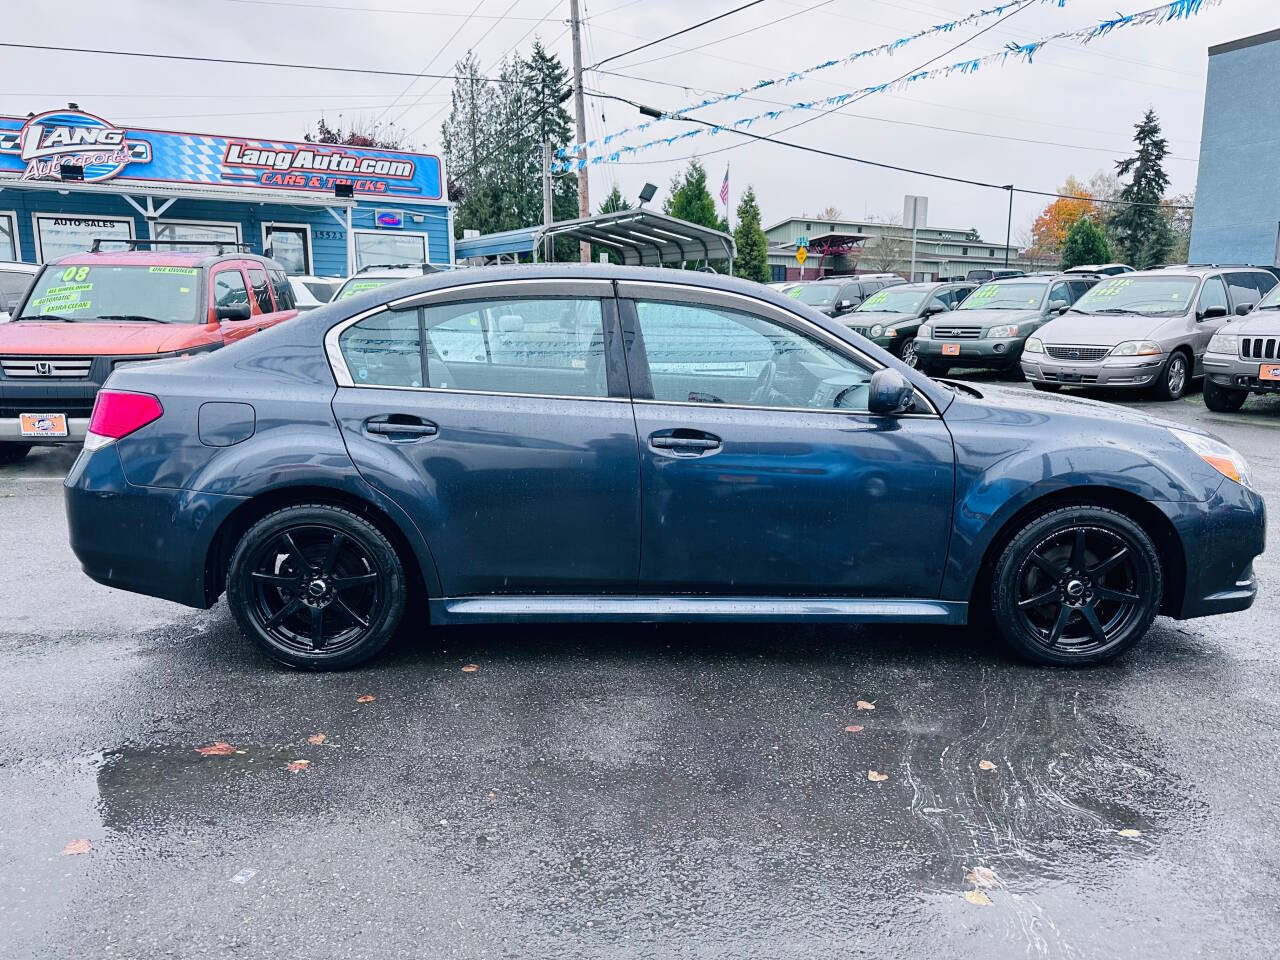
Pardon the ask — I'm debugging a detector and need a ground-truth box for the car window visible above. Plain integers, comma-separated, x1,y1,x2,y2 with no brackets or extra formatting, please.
214,269,250,309
1252,272,1278,297
0,270,31,305
1047,281,1070,307
422,297,608,398
1226,272,1264,310
270,269,297,310
1068,280,1094,302
1075,275,1197,316
788,284,841,307
840,283,862,304
247,268,273,314
959,281,1047,310
634,299,874,412
337,309,423,388
1197,276,1228,315
928,294,950,313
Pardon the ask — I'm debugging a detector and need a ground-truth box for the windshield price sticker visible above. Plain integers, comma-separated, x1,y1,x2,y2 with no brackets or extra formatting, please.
971,284,999,300
41,300,91,314
149,267,199,275
863,291,888,307
61,266,91,283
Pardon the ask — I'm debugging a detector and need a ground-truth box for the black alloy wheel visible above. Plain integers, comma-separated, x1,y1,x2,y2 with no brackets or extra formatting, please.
1203,378,1247,412
991,505,1161,666
898,338,921,369
1154,351,1189,401
227,504,406,669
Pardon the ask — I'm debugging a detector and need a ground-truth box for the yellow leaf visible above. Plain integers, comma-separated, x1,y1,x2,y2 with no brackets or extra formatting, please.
308,733,327,745
461,664,479,673
868,770,888,782
61,838,92,856
964,889,993,906
356,694,375,703
1118,828,1142,838
286,759,311,773
856,700,876,711
978,760,996,771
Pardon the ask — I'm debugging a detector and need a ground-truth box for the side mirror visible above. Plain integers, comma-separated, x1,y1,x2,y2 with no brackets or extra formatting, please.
924,303,948,315
1049,299,1069,314
868,368,916,415
216,303,252,322
1199,305,1228,321
1236,303,1253,316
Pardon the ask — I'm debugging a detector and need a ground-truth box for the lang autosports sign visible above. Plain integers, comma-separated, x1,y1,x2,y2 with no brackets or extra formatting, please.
0,109,444,202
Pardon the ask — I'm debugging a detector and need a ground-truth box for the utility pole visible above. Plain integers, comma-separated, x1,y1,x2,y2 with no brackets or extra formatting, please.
542,141,554,263
1003,185,1014,268
908,196,920,282
569,0,591,262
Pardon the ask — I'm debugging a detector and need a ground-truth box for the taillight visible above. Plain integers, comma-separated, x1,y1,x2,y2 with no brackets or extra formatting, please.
85,390,163,451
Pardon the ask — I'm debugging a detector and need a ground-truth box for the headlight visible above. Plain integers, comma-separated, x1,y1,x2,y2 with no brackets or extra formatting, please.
986,324,1019,339
1024,337,1044,354
1171,428,1253,488
1207,333,1238,355
869,324,884,338
1111,340,1162,357
918,325,931,339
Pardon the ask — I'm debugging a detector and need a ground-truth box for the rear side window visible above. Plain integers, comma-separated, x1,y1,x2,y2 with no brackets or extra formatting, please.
247,268,273,314
338,309,422,388
1068,280,1095,301
213,269,249,308
270,269,296,310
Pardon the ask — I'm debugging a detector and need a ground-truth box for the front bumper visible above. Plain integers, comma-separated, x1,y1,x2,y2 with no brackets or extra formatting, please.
1163,476,1265,619
1203,352,1280,393
0,416,89,444
1021,353,1165,388
915,337,1023,367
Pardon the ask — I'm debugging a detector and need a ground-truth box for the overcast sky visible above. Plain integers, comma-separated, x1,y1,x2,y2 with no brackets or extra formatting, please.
0,0,1274,244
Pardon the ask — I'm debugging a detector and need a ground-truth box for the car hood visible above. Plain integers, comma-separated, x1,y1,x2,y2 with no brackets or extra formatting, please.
0,321,212,355
937,307,1041,328
1219,309,1280,336
945,380,1186,432
1036,311,1173,346
843,311,917,326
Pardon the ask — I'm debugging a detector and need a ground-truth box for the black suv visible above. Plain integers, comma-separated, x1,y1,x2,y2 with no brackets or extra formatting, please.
785,274,904,317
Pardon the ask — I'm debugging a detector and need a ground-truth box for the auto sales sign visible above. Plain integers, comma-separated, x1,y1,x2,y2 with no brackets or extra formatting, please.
0,109,444,202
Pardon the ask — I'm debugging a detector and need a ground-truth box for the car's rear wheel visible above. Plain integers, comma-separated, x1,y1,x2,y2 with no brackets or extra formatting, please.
990,505,1162,667
0,443,32,465
1152,350,1189,401
1203,378,1247,412
227,504,406,670
1031,382,1061,393
898,338,921,369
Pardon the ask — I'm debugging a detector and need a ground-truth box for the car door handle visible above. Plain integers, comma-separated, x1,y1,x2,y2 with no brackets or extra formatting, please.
649,431,722,456
364,416,438,441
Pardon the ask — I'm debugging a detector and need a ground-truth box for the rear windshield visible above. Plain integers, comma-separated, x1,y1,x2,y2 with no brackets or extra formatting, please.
788,284,840,306
17,264,202,323
855,287,927,314
1073,275,1198,316
335,277,397,301
959,281,1047,310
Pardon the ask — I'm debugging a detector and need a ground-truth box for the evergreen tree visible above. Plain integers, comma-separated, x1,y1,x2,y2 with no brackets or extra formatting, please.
732,186,770,283
663,160,719,230
1060,217,1110,270
598,185,630,214
1111,110,1173,268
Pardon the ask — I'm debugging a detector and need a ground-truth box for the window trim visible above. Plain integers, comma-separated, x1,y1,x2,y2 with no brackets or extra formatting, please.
153,218,242,249
0,211,19,260
261,222,313,275
352,229,428,270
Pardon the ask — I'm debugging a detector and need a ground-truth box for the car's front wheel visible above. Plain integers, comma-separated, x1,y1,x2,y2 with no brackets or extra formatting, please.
990,505,1162,667
1203,378,1247,412
227,504,406,669
0,443,32,465
898,338,920,369
1152,351,1189,401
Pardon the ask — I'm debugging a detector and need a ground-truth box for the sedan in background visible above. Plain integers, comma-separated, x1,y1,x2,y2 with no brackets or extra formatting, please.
1022,267,1278,400
838,281,975,368
65,265,1262,672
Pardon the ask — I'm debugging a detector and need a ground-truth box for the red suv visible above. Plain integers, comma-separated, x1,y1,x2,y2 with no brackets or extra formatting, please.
0,242,297,462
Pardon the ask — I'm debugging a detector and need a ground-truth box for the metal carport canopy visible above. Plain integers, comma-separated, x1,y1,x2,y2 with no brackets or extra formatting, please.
540,209,736,273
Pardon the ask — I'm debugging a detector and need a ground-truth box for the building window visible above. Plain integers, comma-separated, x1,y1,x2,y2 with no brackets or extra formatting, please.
989,249,996,258
961,247,969,256
262,223,312,276
33,214,133,263
0,212,17,260
353,230,428,270
154,220,241,253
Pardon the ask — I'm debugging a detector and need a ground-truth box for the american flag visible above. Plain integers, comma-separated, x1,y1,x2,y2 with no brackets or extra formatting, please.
719,165,729,206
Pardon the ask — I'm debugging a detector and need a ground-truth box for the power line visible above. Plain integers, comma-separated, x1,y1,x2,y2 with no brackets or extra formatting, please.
588,0,769,71
215,0,559,18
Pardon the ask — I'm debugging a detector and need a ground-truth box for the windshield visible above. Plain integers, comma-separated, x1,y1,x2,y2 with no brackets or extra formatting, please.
855,287,927,314
16,265,202,323
1073,275,1198,316
1257,280,1280,309
336,277,399,301
958,281,1046,311
788,284,840,306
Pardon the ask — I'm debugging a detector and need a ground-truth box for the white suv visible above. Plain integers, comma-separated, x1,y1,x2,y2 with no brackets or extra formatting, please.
0,262,40,322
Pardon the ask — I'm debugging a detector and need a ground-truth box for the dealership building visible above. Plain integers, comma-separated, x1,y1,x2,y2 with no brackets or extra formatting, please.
0,107,452,276
1188,29,1280,267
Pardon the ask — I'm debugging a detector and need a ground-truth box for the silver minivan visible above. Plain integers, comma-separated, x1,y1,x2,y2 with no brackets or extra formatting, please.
1020,266,1278,400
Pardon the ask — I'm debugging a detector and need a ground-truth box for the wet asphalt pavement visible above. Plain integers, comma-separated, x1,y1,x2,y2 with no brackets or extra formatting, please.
3,377,1280,959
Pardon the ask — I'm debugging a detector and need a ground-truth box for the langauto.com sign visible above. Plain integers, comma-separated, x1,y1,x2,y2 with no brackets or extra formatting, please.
0,109,444,201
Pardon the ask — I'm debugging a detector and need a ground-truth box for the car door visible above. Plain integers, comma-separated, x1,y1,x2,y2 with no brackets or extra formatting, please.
328,278,641,596
1192,274,1231,370
618,279,955,598
210,266,258,342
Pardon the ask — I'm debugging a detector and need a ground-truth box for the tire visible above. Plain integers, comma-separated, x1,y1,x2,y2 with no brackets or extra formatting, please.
990,504,1162,667
226,503,407,670
897,338,921,369
1032,382,1062,393
1152,351,1189,401
0,443,32,465
921,361,949,378
1203,378,1247,412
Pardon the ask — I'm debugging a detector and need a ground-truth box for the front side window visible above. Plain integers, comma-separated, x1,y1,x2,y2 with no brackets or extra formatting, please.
1197,276,1228,315
1073,275,1198,317
17,264,201,323
247,268,273,314
1047,282,1070,307
214,269,249,309
959,281,1047,310
634,300,874,411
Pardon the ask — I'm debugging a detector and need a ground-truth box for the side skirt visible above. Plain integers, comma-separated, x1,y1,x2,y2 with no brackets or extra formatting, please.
430,596,968,626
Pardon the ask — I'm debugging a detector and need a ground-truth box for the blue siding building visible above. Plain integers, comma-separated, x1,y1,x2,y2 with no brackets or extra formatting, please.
1188,29,1280,267
0,107,452,276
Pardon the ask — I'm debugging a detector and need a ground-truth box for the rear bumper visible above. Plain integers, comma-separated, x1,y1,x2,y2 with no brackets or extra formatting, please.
64,442,245,608
1162,479,1266,619
915,337,1022,367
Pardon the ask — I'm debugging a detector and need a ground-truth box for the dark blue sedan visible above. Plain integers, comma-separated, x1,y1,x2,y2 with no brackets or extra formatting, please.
64,266,1263,669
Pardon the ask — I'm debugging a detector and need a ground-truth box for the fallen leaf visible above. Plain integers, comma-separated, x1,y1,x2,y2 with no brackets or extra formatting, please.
461,664,479,673
286,759,311,772
856,700,876,711
61,838,92,856
487,791,497,800
965,866,999,889
964,889,993,906
1118,828,1142,838
868,770,888,782
978,760,997,771
356,694,375,703
308,733,327,745
196,741,236,756
844,724,864,733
